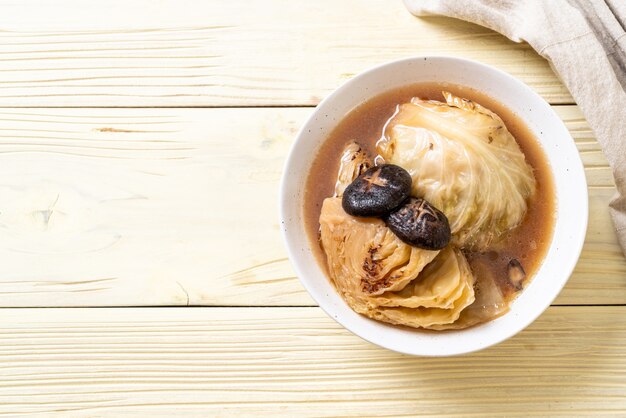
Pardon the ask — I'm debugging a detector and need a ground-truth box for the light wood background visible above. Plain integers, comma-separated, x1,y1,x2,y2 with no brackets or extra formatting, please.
0,0,624,416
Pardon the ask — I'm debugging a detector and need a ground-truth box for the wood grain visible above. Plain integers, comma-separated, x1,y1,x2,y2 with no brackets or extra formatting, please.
0,106,622,307
0,3,619,415
0,0,571,107
0,306,624,417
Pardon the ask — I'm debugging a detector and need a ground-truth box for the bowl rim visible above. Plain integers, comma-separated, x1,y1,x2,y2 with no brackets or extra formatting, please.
279,55,589,356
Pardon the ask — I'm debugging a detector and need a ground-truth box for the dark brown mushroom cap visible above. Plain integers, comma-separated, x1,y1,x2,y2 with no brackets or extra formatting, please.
384,197,451,250
342,164,412,217
507,259,526,290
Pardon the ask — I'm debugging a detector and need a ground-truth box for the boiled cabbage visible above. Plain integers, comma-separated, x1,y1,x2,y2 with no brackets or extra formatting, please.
371,248,475,328
320,197,439,296
373,279,474,329
320,198,476,328
334,142,371,197
377,92,536,250
319,141,477,329
430,257,509,330
322,142,439,296
373,246,465,309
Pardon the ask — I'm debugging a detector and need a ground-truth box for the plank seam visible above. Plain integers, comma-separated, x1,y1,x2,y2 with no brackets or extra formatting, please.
0,103,578,109
0,304,622,309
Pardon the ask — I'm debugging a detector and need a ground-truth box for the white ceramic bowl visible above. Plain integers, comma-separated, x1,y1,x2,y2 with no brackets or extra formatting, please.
279,56,588,356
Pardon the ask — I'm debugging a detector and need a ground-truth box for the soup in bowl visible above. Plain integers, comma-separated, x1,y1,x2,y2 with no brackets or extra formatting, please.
280,57,587,356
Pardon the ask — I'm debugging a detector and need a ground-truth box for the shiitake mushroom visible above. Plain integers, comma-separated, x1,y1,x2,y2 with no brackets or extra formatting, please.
507,259,526,290
384,197,451,250
342,164,411,217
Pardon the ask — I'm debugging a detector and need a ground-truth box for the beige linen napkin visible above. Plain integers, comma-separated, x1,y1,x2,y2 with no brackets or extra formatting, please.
404,0,626,256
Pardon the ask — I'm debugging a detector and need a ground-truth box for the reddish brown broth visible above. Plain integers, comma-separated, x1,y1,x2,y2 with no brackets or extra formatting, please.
304,82,556,312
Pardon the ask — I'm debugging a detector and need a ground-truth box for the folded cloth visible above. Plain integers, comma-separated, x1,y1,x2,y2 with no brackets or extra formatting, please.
404,0,626,256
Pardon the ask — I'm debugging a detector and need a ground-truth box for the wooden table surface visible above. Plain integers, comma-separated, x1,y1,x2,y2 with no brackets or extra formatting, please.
2,1,625,416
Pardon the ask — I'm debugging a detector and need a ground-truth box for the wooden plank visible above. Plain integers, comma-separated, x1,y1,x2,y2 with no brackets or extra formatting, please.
0,0,571,107
0,306,624,416
0,106,622,307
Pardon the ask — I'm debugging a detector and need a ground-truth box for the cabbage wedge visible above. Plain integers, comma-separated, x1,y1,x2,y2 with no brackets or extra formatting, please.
377,92,536,250
319,142,476,329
